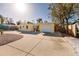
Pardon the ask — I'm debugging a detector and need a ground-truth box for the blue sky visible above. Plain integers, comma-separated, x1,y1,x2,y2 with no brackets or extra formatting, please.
0,3,51,23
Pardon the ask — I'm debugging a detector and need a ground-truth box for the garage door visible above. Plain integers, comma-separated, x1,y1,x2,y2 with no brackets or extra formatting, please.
41,26,53,33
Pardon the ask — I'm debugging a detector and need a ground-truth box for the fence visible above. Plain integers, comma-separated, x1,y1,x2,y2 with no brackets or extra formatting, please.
54,24,77,37
67,24,76,36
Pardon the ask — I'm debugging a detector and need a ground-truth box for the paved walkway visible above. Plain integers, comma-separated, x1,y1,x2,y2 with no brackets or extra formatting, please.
0,31,76,56
64,37,79,56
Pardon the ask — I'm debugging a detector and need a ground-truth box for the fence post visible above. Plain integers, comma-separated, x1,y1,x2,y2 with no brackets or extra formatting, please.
72,24,76,37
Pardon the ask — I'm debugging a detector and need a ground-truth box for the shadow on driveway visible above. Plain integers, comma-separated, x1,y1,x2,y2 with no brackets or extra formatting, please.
43,32,66,37
18,30,67,37
18,30,40,35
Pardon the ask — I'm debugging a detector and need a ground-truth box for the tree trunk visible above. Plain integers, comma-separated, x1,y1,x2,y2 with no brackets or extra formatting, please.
66,18,69,34
60,19,65,33
62,19,64,29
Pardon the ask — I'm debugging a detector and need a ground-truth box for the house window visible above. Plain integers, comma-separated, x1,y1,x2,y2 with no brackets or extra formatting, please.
26,25,28,29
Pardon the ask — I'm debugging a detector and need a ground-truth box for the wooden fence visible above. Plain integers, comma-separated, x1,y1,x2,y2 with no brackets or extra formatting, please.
54,24,77,37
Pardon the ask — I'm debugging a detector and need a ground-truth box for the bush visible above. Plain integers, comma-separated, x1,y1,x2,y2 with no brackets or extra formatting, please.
9,26,19,30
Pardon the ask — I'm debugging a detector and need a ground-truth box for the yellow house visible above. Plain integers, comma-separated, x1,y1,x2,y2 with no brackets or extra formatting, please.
18,23,34,32
38,23,54,33
18,22,55,33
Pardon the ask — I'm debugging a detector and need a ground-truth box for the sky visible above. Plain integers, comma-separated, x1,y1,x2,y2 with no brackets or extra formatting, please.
0,3,51,23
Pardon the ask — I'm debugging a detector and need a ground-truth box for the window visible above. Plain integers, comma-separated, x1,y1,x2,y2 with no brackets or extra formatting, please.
26,25,28,29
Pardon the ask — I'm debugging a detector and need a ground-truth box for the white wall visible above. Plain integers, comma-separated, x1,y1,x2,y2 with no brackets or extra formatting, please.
39,23,54,33
19,24,34,31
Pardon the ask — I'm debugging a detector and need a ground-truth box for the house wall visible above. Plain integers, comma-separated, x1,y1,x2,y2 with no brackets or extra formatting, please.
19,23,34,32
39,23,54,33
18,23,55,33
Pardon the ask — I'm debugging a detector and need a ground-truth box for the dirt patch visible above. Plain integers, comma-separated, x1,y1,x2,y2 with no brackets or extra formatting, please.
0,34,23,46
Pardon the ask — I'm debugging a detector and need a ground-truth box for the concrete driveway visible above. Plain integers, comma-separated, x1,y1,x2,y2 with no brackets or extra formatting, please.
0,31,76,56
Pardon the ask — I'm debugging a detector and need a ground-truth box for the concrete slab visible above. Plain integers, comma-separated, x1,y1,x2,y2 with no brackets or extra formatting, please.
7,34,42,52
44,36,63,41
27,54,34,56
64,37,79,55
0,45,27,56
2,31,76,56
21,33,45,39
30,39,76,56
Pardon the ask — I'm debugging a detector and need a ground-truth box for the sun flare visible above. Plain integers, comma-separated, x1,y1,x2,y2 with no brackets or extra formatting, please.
15,3,26,13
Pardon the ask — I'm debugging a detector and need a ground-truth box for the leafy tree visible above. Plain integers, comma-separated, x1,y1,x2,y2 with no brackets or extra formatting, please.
49,3,79,33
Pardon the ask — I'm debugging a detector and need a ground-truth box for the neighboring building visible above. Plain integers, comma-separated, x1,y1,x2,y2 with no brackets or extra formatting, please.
18,22,55,33
18,22,34,32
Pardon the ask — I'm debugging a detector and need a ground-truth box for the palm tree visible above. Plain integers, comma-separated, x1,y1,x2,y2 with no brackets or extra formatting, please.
37,18,43,23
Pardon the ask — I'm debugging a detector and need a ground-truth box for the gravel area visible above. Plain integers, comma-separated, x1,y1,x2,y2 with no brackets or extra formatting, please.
0,34,23,46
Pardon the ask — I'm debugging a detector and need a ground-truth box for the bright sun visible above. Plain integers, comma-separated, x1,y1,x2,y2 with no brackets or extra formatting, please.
15,3,26,13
